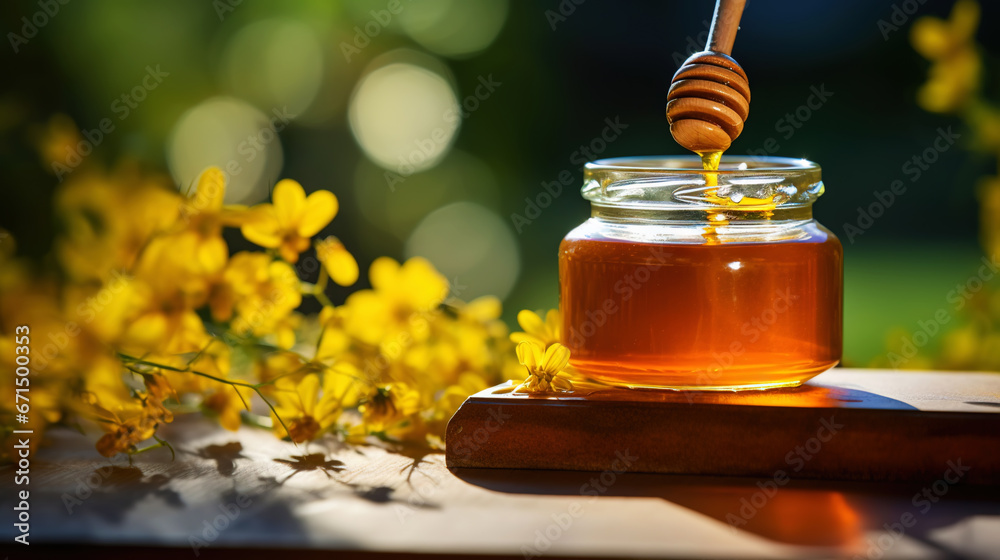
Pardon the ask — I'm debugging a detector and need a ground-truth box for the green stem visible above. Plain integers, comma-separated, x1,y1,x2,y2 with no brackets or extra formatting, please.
312,267,334,307
118,353,293,442
315,265,329,292
153,434,176,460
131,437,174,459
184,338,216,368
186,369,291,438
315,291,334,308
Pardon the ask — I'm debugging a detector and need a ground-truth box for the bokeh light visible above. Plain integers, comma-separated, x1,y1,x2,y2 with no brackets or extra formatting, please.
398,0,509,58
220,20,324,119
167,96,284,204
353,150,500,239
406,202,520,300
348,57,459,173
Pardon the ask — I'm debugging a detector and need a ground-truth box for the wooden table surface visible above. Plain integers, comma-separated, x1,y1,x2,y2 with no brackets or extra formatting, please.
3,369,1000,559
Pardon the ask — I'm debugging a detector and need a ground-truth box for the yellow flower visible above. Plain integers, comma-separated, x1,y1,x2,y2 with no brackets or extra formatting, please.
56,166,180,282
314,305,351,363
178,168,229,274
315,236,359,287
977,332,1000,370
313,259,514,447
500,341,574,394
271,312,302,351
501,351,525,382
917,49,980,113
870,327,934,370
87,394,162,458
371,256,449,312
442,373,488,411
446,296,512,376
938,325,979,370
121,277,209,356
61,275,138,345
124,214,236,354
175,167,258,276
339,257,449,347
359,382,423,439
432,373,488,427
204,386,252,431
241,179,338,263
141,371,176,421
911,0,979,61
978,176,1000,262
254,350,309,386
455,295,503,323
210,252,302,345
271,366,361,443
510,308,561,348
911,0,981,113
95,413,158,458
157,340,231,395
37,114,81,170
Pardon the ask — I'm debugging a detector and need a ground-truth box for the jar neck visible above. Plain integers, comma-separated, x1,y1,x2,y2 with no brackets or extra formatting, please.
590,202,815,225
580,156,826,235
587,202,818,244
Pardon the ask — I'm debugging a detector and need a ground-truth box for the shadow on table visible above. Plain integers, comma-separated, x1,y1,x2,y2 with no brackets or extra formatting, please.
182,441,248,477
319,444,447,510
70,465,183,523
270,453,346,483
452,466,1000,554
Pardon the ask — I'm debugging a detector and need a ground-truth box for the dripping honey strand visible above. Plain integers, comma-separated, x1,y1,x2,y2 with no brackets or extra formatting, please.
699,153,777,244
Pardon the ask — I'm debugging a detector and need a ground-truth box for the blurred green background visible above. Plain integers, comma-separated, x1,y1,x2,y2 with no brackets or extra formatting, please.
1,0,997,368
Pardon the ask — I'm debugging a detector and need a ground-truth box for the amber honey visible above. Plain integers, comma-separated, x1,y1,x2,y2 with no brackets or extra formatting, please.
560,156,842,390
560,227,842,389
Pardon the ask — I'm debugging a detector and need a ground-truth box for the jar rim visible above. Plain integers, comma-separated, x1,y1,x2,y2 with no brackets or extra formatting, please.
585,155,821,174
581,155,824,220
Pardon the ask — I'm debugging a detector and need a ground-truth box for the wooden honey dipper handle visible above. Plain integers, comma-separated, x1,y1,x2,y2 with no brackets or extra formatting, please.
707,0,746,56
667,0,750,154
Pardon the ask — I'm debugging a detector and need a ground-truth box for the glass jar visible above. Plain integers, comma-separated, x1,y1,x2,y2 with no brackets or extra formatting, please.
559,156,842,390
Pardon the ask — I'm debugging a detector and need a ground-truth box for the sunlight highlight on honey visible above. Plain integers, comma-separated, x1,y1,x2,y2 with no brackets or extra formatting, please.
700,150,724,244
698,151,777,244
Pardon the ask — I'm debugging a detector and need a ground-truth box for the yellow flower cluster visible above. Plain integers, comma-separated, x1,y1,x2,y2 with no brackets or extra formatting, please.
911,0,981,113
311,257,522,445
883,0,1000,372
0,135,553,458
910,0,1000,262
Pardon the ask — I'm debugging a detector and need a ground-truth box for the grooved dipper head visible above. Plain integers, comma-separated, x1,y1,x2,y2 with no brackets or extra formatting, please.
667,50,750,154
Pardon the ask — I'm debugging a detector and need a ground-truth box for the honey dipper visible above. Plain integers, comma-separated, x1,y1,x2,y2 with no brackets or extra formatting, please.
667,0,749,156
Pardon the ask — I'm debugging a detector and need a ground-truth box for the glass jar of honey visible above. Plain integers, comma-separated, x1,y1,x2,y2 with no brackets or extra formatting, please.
559,156,842,390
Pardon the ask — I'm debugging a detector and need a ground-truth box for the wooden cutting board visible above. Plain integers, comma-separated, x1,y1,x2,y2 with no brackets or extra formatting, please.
445,368,1000,484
